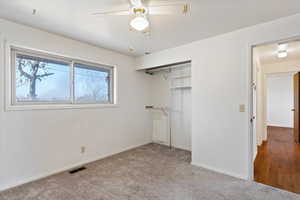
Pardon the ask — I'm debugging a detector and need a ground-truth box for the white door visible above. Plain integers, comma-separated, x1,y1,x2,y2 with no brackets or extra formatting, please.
170,66,192,151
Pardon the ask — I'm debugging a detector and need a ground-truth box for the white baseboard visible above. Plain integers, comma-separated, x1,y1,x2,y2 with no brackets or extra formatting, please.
253,147,258,162
267,124,293,128
191,162,247,180
0,141,151,192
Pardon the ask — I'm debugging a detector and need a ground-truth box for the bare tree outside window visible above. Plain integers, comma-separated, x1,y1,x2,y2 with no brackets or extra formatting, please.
74,64,110,103
15,54,70,102
16,58,54,100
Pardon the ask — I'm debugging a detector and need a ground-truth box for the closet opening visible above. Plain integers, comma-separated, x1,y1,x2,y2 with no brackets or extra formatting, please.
144,61,192,154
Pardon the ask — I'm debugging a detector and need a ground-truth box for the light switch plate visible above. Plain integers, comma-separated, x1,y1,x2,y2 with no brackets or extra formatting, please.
239,104,245,112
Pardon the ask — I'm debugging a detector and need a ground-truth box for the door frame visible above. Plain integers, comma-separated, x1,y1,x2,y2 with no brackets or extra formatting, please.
248,35,300,181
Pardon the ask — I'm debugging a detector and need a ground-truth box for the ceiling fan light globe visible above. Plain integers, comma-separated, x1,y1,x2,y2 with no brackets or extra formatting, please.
130,16,149,31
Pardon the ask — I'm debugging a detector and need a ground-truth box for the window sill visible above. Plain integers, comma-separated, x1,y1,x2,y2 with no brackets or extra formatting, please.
5,103,119,111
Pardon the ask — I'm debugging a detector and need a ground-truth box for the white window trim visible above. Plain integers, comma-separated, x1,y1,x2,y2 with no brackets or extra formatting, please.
4,42,118,111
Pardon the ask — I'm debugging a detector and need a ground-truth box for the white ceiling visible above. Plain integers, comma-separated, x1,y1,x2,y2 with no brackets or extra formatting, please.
0,0,300,56
255,40,300,65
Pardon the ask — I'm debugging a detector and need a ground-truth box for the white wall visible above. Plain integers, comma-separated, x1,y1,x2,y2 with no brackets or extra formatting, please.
267,73,294,128
0,19,152,191
264,60,300,73
136,14,300,179
254,55,267,147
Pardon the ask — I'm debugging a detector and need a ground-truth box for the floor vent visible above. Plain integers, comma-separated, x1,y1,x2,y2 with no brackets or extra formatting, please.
69,166,86,174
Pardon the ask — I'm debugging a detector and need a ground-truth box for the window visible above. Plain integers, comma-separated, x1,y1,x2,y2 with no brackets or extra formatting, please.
14,54,71,103
74,63,111,103
10,47,114,108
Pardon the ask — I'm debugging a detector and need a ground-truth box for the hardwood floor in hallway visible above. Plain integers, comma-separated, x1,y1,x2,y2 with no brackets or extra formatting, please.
254,126,300,194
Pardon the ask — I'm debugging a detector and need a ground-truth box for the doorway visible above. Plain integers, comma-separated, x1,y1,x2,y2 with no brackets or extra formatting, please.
252,39,300,194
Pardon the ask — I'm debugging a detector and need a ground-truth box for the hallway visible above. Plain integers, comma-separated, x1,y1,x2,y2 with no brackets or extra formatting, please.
254,126,300,194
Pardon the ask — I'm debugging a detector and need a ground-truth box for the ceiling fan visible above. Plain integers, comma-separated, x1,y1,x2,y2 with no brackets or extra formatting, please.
92,0,189,32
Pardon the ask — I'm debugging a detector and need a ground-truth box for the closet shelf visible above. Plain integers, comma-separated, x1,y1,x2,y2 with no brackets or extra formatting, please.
170,86,192,90
171,75,191,79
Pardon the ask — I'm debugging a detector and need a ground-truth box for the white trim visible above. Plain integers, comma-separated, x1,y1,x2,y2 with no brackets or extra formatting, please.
5,103,119,111
113,67,118,104
253,147,258,162
70,61,75,103
267,124,293,128
4,39,12,111
9,44,115,68
191,162,248,180
247,42,255,181
0,142,151,192
4,42,118,111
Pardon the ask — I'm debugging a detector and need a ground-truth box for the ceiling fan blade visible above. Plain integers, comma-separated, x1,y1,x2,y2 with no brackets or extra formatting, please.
147,0,188,6
92,9,131,16
129,0,143,6
148,3,189,15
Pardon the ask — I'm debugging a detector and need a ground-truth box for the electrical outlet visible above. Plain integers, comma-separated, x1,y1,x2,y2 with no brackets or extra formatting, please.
81,146,86,154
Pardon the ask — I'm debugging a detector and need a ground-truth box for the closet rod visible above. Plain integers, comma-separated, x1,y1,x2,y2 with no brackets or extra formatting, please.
145,60,191,75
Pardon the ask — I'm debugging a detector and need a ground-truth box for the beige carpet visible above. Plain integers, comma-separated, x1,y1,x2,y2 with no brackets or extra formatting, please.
0,143,299,200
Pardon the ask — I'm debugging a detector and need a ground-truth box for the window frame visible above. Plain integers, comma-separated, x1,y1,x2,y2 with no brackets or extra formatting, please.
6,45,117,111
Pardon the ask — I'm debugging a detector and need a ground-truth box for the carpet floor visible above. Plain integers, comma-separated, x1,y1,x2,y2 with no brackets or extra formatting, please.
0,143,300,200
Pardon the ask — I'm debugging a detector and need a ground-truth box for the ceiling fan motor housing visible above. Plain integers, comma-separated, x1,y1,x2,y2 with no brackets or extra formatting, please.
132,7,148,15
